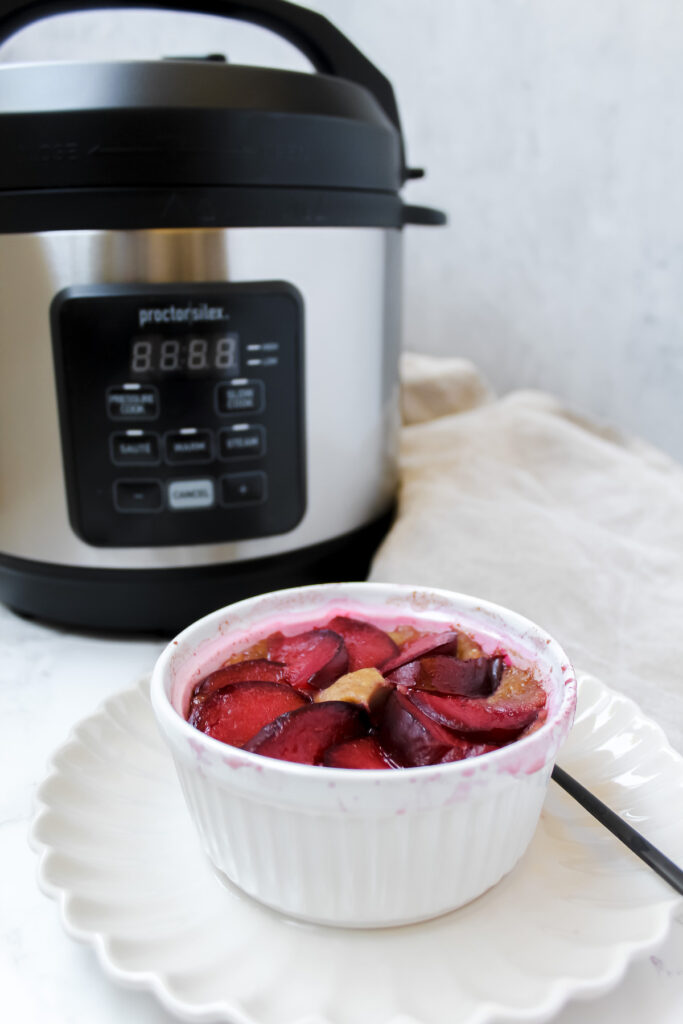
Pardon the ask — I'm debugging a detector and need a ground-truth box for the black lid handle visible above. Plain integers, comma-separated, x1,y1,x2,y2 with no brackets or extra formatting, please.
0,0,408,171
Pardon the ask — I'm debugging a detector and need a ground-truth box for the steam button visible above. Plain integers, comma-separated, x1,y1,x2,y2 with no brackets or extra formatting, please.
218,425,266,459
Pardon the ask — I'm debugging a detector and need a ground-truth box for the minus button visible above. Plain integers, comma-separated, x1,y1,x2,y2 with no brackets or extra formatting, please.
114,479,164,512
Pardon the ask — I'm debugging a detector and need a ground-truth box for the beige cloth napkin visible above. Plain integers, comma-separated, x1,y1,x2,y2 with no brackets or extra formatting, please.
370,353,683,754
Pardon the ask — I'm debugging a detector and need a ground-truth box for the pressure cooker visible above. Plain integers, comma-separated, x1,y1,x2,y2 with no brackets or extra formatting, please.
0,0,444,632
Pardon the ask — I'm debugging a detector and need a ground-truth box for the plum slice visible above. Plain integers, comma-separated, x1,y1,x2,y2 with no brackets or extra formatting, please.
380,630,460,675
440,738,501,762
410,688,545,738
418,654,505,697
386,653,505,698
325,616,399,670
323,736,394,769
244,701,366,765
488,656,505,693
419,654,487,696
188,681,307,747
191,659,286,702
268,629,348,690
385,661,420,689
378,690,461,767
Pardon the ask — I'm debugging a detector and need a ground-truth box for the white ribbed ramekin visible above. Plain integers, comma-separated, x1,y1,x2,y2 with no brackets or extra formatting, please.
150,582,576,928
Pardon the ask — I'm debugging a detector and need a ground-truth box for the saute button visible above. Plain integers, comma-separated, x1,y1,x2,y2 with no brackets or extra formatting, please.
168,479,215,510
215,379,264,415
165,429,213,464
218,425,266,459
114,480,164,512
110,431,160,465
107,385,159,420
221,471,267,505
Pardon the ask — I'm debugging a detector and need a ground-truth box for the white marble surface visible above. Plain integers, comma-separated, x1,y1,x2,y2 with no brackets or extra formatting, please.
1,600,681,1023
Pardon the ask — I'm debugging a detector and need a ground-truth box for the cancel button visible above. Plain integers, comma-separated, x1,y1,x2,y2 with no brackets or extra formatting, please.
168,478,215,511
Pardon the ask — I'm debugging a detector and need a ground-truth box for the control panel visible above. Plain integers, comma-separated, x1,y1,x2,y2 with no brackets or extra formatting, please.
51,283,305,548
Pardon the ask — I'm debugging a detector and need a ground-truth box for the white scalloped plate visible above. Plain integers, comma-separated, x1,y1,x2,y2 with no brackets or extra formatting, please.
30,674,683,1024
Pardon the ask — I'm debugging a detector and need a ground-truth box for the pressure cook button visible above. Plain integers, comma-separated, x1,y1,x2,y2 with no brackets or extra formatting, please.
110,431,160,465
107,385,159,420
221,471,267,506
216,379,265,415
114,479,164,512
165,430,213,464
218,425,266,459
168,478,215,510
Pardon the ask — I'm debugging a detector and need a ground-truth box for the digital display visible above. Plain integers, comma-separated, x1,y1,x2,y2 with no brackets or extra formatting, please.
129,334,239,377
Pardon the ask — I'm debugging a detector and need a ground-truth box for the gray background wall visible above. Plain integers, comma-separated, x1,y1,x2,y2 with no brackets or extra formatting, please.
3,0,682,460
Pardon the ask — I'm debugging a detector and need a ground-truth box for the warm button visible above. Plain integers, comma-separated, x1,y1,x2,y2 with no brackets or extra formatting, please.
114,479,164,512
221,471,267,506
168,478,215,510
218,424,266,459
165,429,213,464
215,378,265,415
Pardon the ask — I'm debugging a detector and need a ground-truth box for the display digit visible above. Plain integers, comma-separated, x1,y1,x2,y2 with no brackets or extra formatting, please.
131,339,153,373
215,335,238,370
188,337,208,370
160,339,180,371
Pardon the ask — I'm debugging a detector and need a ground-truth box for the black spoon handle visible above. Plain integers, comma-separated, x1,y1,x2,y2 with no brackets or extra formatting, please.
551,764,683,896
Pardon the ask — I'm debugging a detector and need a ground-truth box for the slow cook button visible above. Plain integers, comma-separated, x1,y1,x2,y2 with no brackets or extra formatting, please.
114,479,164,512
110,431,160,465
168,478,215,510
218,425,266,459
107,385,159,420
221,471,267,506
165,429,213,464
215,379,265,415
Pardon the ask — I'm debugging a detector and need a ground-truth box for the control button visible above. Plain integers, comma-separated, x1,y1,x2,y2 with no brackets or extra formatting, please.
107,384,159,420
216,378,265,415
165,429,213,465
168,478,215,510
221,471,267,506
110,431,160,466
218,424,266,460
114,479,164,512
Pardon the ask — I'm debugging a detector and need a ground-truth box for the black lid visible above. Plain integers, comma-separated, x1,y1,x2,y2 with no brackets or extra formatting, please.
0,0,445,232
0,59,402,192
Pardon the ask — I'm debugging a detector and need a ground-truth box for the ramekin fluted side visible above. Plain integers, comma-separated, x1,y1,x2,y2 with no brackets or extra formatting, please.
171,753,552,927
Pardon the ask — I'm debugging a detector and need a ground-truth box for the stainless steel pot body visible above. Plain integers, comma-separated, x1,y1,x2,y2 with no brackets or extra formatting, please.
0,225,401,571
